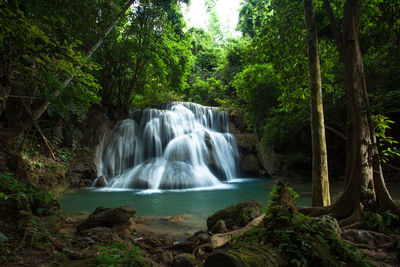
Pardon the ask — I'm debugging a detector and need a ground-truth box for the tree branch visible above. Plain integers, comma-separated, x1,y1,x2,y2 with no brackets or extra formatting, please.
33,0,136,121
325,124,347,140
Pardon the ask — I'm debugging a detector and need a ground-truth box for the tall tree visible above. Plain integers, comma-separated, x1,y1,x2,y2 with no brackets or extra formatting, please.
32,0,135,121
303,0,330,207
302,0,400,224
0,0,134,148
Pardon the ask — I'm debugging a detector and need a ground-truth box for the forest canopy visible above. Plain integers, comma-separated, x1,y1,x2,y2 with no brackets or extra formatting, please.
0,0,399,180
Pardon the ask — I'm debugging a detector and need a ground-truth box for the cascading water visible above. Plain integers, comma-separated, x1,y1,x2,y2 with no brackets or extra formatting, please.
95,102,239,190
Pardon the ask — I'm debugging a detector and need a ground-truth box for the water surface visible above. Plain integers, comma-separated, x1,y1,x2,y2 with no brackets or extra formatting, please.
60,178,313,227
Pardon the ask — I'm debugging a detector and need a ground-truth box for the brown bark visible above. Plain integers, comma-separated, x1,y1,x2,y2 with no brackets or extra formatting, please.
34,120,56,161
300,0,400,220
303,0,330,206
0,77,11,117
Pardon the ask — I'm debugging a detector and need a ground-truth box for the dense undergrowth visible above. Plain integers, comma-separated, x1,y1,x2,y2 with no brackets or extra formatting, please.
1,174,398,266
0,173,148,266
0,173,62,262
226,184,373,267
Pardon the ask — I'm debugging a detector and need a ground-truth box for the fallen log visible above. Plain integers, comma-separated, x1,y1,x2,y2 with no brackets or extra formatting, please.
210,213,265,249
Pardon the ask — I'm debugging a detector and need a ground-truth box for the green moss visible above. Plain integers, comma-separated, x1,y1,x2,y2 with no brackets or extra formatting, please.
228,244,283,267
207,200,262,230
29,161,69,197
89,241,149,267
225,185,372,267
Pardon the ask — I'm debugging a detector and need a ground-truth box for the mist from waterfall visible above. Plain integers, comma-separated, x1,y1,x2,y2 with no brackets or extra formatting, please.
95,102,239,190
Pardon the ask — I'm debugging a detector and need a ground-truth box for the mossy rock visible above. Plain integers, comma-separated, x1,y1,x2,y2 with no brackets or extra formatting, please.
205,245,284,267
77,206,136,232
171,253,196,267
207,200,263,231
210,219,227,234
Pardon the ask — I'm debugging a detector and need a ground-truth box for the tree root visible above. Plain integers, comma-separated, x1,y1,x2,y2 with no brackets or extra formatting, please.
341,221,362,230
299,203,363,229
298,206,331,217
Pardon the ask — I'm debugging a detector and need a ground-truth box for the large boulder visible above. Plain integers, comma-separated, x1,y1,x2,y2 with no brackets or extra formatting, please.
315,215,340,237
341,229,398,248
211,219,227,234
204,252,245,267
171,253,196,267
207,200,263,231
77,206,136,232
205,245,284,267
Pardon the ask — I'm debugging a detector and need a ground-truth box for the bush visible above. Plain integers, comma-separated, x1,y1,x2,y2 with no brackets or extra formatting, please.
0,173,59,218
362,210,399,234
230,184,371,267
91,242,147,267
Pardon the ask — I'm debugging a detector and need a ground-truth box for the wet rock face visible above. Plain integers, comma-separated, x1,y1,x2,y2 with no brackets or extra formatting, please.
207,200,263,231
66,152,97,188
234,133,258,153
241,154,260,175
82,106,110,149
77,206,136,232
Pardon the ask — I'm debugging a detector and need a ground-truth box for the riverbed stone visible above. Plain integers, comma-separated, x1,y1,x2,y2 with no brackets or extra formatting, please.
188,230,211,244
207,200,263,231
341,229,398,248
315,215,340,236
211,219,227,234
77,206,136,232
204,251,245,267
156,250,174,265
171,253,196,267
93,176,106,187
80,226,120,242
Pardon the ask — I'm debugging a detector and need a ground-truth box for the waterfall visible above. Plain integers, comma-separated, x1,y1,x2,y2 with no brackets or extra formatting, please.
95,102,239,190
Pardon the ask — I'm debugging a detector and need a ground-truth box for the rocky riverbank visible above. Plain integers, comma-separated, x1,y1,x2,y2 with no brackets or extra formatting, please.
2,181,399,266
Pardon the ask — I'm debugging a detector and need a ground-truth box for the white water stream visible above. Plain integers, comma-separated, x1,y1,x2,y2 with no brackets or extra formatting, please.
94,102,239,190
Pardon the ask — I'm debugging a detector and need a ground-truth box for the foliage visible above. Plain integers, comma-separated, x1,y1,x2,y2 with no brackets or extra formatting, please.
362,210,399,235
262,108,308,150
372,114,400,162
91,242,147,267
232,64,280,130
96,0,192,109
230,185,371,267
0,0,101,111
0,173,59,217
188,77,227,106
267,183,299,206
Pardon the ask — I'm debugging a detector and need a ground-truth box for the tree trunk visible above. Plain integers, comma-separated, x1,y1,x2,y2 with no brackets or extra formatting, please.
303,0,400,220
0,76,11,117
32,0,136,121
303,0,330,206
